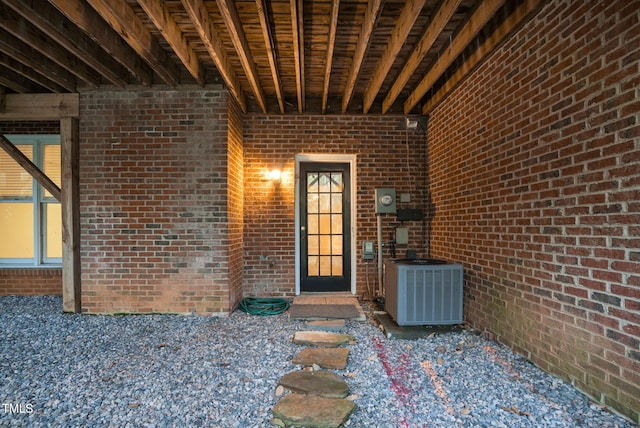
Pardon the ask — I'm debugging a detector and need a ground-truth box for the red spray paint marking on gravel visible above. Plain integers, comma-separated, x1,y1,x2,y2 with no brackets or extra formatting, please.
372,336,422,428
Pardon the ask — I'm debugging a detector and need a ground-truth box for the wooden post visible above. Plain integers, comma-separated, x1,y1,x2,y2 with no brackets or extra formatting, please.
60,117,81,313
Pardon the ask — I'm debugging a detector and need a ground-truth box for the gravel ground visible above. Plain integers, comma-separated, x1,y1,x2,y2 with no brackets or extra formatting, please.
0,296,635,427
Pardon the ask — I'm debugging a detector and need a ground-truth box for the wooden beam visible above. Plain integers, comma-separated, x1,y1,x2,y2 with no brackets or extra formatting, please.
181,0,247,112
217,0,268,113
256,0,285,113
322,0,340,114
4,0,130,88
0,86,5,112
0,59,61,93
0,134,61,202
0,30,77,92
362,0,426,114
381,0,461,114
49,0,154,86
290,0,305,113
341,0,384,113
404,0,506,114
422,0,545,115
0,4,101,89
85,0,180,86
137,0,205,86
0,93,79,121
60,117,81,313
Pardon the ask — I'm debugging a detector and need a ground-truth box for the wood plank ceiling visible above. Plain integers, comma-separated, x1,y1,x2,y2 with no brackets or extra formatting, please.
0,0,545,115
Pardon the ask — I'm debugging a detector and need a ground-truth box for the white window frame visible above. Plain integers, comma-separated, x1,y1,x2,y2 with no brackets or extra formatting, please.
0,134,62,267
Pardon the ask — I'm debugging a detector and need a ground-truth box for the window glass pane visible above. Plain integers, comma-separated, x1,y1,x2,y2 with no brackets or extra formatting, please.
46,203,62,259
0,145,33,199
0,203,34,257
43,145,61,199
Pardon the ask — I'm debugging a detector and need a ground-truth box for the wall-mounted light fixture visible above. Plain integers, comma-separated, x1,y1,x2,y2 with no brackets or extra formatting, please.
269,169,282,183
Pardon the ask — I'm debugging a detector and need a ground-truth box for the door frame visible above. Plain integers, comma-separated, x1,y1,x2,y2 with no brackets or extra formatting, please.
295,153,357,295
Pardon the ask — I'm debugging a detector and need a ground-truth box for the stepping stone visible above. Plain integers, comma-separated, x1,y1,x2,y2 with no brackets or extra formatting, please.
278,370,349,398
305,319,346,331
293,331,355,347
272,393,356,428
292,348,350,370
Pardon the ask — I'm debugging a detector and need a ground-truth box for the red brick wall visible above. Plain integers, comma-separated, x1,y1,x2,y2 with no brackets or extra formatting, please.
0,269,62,296
227,97,244,311
242,115,428,298
0,122,62,296
427,0,639,421
79,87,236,315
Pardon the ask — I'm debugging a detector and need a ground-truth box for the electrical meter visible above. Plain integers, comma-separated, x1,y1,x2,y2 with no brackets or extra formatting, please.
375,188,396,214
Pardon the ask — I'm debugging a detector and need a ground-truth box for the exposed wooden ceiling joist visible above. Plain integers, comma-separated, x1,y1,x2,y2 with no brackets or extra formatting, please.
362,0,426,114
181,0,247,112
217,0,268,113
3,0,130,88
137,0,205,86
290,0,305,113
404,0,506,113
0,30,77,92
381,0,462,114
0,0,545,115
48,0,154,86
422,0,545,115
341,0,384,114
321,0,340,114
0,4,100,89
256,0,285,114
85,0,181,86
0,55,65,93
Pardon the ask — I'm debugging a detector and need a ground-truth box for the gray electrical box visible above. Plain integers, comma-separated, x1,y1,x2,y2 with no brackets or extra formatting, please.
375,188,396,214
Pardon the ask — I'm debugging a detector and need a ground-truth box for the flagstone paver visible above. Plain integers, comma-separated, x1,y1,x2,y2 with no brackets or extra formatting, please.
292,348,349,370
305,319,346,331
272,394,356,428
278,370,350,398
292,331,354,347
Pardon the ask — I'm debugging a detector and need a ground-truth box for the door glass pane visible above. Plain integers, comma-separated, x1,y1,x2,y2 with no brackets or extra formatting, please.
308,256,319,276
307,173,318,192
308,236,319,255
319,256,331,276
0,203,34,257
332,256,343,276
307,194,319,213
306,170,344,277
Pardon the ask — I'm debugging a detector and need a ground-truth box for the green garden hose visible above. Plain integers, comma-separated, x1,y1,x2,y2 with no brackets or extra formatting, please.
238,297,290,316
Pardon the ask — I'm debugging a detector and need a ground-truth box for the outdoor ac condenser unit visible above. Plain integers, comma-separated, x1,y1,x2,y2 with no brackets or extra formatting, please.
384,259,463,326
